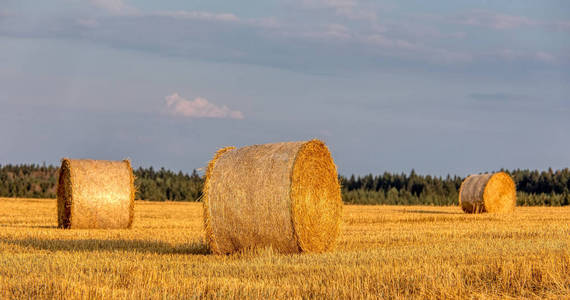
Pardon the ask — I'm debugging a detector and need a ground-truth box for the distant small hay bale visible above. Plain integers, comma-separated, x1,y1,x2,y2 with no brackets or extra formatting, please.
459,172,516,214
203,140,343,254
57,159,135,229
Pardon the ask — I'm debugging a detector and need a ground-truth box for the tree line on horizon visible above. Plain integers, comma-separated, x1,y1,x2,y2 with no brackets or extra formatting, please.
0,164,569,206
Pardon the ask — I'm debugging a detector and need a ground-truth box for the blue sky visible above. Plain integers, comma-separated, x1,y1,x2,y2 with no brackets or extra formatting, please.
1,0,569,176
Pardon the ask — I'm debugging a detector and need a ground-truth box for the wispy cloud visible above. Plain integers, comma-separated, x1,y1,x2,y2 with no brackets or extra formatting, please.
164,93,244,119
554,21,570,31
365,34,473,63
468,92,532,102
452,10,570,32
490,49,557,63
454,10,535,29
152,11,240,22
0,2,567,74
0,10,15,17
535,51,556,63
300,0,377,22
77,18,100,28
322,23,351,39
291,23,351,40
88,0,138,15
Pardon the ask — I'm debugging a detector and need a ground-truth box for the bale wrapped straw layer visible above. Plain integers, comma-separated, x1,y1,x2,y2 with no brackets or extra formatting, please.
459,172,516,213
203,140,343,254
57,159,135,229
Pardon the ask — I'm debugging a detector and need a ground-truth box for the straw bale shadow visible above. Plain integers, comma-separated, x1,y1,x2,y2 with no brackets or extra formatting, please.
0,224,57,228
398,209,462,215
3,238,210,255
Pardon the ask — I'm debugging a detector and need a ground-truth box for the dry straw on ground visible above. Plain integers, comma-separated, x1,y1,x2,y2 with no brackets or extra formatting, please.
203,140,343,254
57,159,135,229
459,172,516,213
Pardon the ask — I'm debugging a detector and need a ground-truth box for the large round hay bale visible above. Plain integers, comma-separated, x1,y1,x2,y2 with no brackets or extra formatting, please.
57,159,135,229
459,172,516,213
203,140,343,254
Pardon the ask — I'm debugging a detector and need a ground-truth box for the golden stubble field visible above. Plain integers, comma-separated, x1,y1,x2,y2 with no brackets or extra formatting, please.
0,198,568,299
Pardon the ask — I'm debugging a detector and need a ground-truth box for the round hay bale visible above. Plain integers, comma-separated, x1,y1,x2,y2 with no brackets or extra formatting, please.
459,172,516,214
203,140,343,254
57,159,135,229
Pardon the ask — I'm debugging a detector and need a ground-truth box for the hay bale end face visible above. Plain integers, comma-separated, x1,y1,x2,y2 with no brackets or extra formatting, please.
203,140,343,254
459,172,516,213
57,159,135,229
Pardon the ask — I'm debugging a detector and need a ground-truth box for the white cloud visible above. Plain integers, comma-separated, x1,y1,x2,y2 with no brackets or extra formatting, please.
164,93,244,119
88,0,138,15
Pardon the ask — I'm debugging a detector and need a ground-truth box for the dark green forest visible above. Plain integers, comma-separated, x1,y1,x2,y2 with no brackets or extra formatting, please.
0,164,569,206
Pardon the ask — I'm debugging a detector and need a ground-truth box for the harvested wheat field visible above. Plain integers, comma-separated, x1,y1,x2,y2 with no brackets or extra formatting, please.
0,198,568,299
